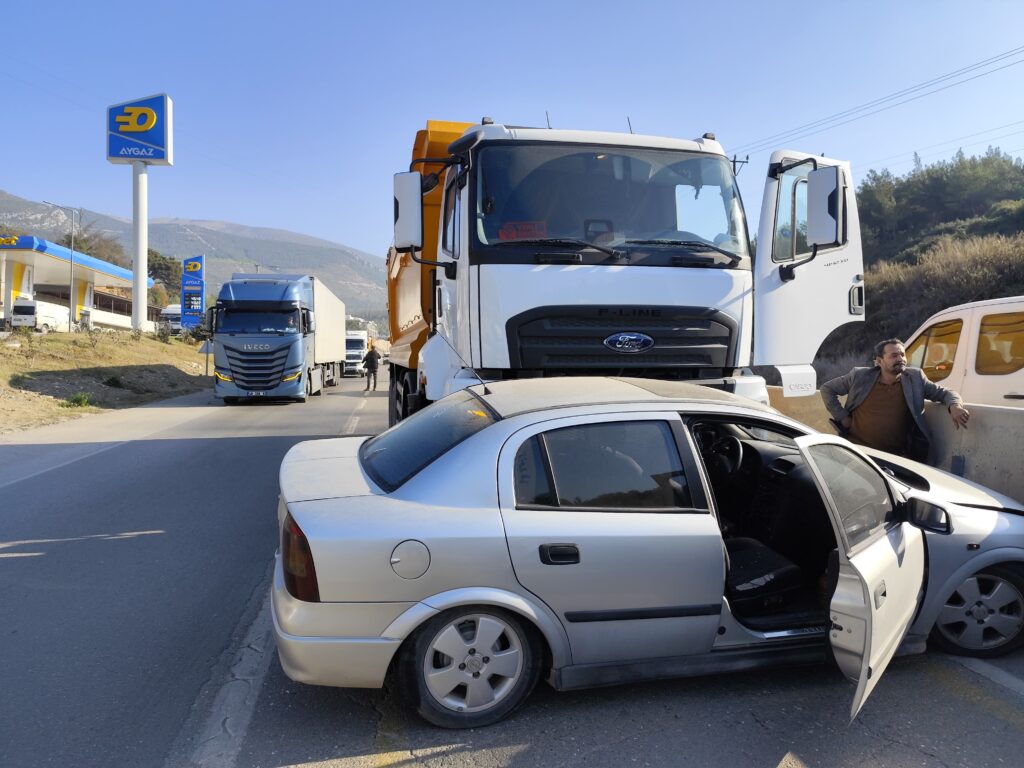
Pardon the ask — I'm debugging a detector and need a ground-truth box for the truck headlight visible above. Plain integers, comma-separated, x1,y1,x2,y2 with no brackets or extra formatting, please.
281,370,302,382
214,370,233,382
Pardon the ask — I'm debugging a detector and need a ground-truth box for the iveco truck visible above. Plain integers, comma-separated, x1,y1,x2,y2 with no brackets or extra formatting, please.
211,274,346,404
387,119,866,423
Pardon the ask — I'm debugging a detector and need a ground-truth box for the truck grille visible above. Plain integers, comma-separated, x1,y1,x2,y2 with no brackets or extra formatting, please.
225,347,292,390
506,306,736,371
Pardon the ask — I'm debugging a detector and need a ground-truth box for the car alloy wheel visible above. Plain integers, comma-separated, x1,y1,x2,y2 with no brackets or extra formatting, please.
932,566,1024,657
403,607,541,728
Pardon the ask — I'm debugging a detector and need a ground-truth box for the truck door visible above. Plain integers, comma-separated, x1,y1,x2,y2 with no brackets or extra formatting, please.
753,150,865,396
794,435,926,718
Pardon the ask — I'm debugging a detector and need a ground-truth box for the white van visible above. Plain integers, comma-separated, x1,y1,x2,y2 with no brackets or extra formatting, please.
10,298,68,333
159,304,182,334
905,296,1024,407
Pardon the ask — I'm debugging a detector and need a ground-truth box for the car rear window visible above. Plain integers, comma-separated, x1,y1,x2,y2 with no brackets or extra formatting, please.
359,389,498,491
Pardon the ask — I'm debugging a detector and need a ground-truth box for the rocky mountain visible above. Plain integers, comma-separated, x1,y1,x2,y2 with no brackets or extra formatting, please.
0,190,386,317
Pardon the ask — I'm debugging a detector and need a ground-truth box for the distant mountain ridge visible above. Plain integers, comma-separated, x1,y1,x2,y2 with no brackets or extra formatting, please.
0,190,386,317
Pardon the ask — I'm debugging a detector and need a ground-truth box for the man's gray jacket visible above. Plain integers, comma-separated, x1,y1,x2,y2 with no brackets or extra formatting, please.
819,366,964,462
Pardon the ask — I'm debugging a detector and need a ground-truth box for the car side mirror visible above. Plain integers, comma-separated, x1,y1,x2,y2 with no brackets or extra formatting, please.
906,497,952,535
394,172,423,252
806,166,843,248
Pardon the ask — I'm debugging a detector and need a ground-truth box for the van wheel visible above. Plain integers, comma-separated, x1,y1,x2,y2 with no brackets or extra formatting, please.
400,607,541,728
40,324,51,334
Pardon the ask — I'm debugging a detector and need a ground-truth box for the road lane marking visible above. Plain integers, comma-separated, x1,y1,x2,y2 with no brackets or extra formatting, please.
340,398,368,435
0,440,128,491
950,655,1024,699
183,592,275,768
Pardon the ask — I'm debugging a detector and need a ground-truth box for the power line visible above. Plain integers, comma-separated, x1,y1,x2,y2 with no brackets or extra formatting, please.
860,125,1024,169
731,44,1024,154
861,118,1024,166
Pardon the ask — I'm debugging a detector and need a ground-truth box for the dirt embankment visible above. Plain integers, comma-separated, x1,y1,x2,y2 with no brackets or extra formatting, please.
0,330,212,434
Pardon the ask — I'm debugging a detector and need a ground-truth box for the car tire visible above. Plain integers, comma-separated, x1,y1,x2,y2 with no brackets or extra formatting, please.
400,606,542,729
930,564,1024,658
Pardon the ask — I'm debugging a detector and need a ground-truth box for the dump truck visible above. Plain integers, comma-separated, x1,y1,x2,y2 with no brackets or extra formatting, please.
387,119,866,424
211,274,345,403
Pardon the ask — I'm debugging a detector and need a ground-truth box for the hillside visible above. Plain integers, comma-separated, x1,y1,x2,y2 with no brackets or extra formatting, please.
0,190,386,318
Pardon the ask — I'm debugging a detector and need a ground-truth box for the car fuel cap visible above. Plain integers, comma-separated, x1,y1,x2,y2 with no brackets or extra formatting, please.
390,540,430,579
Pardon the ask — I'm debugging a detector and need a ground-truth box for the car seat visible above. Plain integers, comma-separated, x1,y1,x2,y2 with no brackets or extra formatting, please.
724,537,803,615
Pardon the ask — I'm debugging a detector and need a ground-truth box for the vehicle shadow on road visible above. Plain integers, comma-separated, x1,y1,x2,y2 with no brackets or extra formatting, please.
238,653,1024,768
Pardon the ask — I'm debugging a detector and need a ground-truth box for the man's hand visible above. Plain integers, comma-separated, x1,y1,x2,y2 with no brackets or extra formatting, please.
841,416,852,430
950,403,970,430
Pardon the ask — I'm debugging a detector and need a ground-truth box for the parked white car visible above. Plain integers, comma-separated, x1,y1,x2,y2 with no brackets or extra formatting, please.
272,377,1024,728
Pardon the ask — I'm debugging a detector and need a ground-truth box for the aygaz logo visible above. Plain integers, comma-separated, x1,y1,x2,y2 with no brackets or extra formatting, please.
107,94,173,166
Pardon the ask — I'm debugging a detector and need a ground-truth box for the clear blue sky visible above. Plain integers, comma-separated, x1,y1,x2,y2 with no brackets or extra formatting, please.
3,0,1023,257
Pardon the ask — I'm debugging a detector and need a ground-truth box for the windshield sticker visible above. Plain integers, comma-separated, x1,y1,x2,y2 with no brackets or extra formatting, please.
499,221,547,241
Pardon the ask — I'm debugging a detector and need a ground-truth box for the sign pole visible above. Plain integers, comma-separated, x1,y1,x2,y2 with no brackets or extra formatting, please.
132,161,148,331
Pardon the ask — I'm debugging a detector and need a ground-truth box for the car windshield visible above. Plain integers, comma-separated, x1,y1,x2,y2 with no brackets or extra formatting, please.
475,144,750,263
359,389,498,491
218,309,299,334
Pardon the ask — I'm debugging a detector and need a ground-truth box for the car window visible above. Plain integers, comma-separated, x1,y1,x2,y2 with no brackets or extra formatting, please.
515,420,691,510
806,443,895,551
905,319,962,382
359,390,497,491
976,311,1024,375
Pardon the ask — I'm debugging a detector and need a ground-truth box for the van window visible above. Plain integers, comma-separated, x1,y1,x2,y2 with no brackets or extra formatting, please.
906,319,963,382
976,311,1024,375
12,305,35,316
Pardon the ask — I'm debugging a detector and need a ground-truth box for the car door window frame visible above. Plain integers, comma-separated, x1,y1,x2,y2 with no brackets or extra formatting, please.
796,438,900,559
501,412,710,515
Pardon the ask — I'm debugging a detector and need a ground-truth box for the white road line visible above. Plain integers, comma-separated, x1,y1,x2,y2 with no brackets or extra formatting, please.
950,655,1024,698
340,398,368,435
0,441,128,491
185,593,275,768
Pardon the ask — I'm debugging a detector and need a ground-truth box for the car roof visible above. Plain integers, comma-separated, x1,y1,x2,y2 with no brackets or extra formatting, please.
466,376,774,418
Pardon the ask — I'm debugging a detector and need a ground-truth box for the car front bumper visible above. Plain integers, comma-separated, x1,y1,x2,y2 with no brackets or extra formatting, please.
270,558,408,689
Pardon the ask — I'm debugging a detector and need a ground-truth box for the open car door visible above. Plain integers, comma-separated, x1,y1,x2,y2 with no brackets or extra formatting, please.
794,435,926,718
754,150,865,396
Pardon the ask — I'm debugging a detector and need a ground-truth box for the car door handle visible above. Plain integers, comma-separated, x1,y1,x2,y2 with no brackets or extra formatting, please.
874,580,887,610
1004,393,1024,400
539,544,580,565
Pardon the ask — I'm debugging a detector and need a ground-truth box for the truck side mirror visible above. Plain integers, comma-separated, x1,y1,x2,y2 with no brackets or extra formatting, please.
205,307,216,333
394,172,423,252
806,166,843,248
304,309,316,333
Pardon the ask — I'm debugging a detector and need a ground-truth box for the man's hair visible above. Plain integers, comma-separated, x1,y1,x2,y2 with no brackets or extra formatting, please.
873,338,905,359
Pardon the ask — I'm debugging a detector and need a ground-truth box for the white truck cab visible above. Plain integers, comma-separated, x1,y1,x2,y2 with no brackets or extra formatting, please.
159,304,182,334
906,296,1024,407
391,121,865,419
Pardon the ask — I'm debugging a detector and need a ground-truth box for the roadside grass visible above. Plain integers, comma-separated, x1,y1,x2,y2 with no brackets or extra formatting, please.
0,330,212,434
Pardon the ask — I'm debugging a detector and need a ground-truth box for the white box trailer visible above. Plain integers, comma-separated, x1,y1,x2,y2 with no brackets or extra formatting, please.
311,278,346,365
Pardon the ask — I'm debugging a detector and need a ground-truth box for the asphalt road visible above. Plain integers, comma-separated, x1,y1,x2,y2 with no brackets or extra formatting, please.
0,375,389,768
4,371,1024,768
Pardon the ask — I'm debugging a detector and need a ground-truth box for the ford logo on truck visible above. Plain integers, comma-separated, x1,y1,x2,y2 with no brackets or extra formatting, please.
603,332,655,353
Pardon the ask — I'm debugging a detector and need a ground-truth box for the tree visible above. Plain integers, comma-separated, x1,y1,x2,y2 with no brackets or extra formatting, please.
149,283,169,308
148,249,182,301
58,222,129,267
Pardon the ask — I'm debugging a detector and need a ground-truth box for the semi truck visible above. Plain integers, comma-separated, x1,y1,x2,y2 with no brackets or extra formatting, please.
158,304,182,335
387,119,866,424
210,274,346,404
345,330,369,377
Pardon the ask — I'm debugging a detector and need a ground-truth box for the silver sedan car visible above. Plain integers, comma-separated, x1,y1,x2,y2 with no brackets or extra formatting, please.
271,377,1024,728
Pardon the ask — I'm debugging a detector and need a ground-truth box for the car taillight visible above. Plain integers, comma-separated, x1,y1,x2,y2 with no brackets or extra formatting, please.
281,512,320,602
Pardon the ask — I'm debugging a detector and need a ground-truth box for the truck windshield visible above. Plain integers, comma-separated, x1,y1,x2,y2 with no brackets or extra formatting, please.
346,339,366,351
475,144,750,263
218,309,299,334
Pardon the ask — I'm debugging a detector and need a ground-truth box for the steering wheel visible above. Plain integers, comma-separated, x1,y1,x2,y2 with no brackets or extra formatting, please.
710,436,744,477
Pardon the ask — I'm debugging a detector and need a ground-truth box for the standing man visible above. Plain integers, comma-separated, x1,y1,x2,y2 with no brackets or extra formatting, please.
362,340,381,392
820,338,970,463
